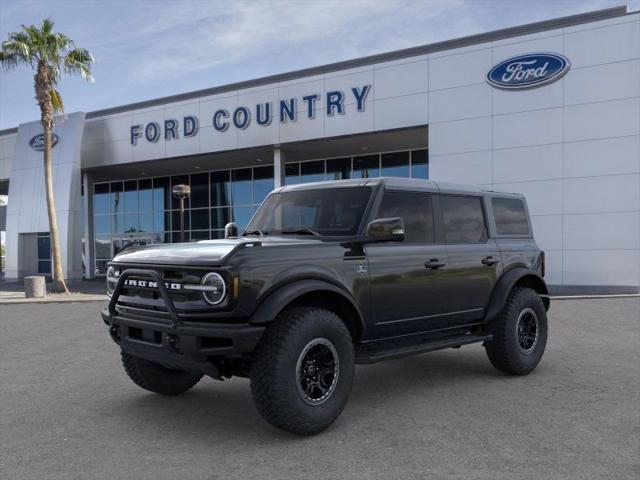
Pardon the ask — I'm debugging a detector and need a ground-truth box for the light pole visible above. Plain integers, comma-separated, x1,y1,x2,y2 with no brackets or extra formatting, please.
172,184,191,243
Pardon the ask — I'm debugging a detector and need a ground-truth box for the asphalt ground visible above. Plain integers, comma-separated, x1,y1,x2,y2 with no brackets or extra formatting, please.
1,298,638,480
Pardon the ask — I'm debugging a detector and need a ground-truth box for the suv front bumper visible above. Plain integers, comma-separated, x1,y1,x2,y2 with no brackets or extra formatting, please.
102,268,265,378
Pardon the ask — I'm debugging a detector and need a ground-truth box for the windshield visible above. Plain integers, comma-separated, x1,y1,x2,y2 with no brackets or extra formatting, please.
245,186,372,237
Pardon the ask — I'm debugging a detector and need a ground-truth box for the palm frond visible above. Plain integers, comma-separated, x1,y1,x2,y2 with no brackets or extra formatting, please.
50,88,64,113
64,47,94,81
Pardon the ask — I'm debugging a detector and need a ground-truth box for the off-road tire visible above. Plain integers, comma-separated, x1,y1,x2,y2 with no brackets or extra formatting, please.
250,307,355,436
121,351,202,395
485,287,548,375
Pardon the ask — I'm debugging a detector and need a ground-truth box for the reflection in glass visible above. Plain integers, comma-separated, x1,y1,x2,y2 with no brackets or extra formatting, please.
381,151,410,178
191,208,210,230
38,260,51,274
232,169,252,205
139,213,153,232
153,177,170,211
353,155,380,178
124,213,139,232
326,158,350,180
211,207,231,229
153,212,168,232
94,215,110,235
285,163,300,185
95,236,111,259
94,183,110,214
253,166,274,205
300,160,325,183
138,179,153,212
232,205,254,229
190,173,209,208
124,180,138,213
110,182,123,215
411,149,428,179
37,235,50,260
172,210,190,231
211,171,231,207
190,230,210,241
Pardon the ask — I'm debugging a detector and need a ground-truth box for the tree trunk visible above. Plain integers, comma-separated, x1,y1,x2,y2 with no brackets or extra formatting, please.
43,122,69,294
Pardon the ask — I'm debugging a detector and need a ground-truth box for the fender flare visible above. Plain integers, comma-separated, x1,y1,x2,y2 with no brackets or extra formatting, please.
485,268,550,321
249,279,365,335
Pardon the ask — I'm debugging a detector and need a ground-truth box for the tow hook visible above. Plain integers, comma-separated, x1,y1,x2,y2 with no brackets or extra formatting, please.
167,334,180,353
109,325,121,342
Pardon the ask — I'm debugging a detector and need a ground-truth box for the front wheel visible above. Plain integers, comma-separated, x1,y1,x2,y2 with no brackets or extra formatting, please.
484,287,548,375
250,307,355,435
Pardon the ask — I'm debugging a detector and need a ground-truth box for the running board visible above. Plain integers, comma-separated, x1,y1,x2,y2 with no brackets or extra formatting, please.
356,333,493,364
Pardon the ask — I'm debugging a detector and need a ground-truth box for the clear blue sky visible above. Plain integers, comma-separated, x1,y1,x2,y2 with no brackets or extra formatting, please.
0,0,633,130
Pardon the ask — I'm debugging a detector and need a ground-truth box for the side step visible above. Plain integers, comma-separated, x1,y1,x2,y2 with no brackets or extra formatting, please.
356,333,492,364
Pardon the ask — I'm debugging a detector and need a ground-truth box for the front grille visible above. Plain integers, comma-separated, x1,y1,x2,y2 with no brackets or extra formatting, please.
112,266,212,315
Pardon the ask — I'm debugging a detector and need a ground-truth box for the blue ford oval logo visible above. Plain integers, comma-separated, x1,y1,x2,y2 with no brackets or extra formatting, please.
487,53,570,90
29,133,59,151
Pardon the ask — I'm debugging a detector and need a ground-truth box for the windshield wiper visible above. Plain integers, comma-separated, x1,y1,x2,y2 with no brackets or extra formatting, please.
242,229,268,236
280,228,321,236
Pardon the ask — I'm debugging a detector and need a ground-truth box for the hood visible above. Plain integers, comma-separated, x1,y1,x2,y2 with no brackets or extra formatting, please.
111,236,324,266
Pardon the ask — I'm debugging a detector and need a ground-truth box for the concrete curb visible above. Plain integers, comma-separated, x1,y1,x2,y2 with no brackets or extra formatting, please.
0,295,107,305
550,294,640,300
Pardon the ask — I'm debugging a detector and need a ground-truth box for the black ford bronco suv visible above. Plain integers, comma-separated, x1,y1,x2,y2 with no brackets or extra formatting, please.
102,178,550,435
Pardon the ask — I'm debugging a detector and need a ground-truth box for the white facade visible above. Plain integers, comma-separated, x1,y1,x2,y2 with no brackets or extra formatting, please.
0,7,638,292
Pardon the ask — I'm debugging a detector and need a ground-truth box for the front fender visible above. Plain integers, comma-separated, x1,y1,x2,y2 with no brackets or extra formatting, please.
249,279,364,330
485,268,550,321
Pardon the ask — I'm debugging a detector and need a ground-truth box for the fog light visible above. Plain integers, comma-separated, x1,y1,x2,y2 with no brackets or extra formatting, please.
200,272,226,305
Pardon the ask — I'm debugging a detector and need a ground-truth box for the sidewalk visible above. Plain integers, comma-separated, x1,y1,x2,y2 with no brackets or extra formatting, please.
0,278,107,304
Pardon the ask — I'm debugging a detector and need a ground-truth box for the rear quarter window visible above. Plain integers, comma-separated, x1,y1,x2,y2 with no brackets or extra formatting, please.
492,197,530,236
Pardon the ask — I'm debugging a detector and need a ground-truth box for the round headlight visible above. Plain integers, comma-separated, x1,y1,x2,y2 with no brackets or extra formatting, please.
201,272,226,305
106,266,118,296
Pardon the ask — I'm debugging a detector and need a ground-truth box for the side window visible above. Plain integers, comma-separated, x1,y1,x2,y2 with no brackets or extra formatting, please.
376,191,434,243
440,195,487,244
492,197,530,236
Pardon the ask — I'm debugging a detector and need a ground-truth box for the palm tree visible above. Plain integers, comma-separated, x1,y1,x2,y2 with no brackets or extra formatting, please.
0,18,94,293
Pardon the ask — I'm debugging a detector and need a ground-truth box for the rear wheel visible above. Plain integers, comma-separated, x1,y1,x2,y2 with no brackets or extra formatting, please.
250,307,355,435
121,351,202,395
484,287,548,375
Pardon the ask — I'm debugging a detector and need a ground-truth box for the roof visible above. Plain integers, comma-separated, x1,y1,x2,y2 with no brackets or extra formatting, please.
277,177,523,196
0,5,631,136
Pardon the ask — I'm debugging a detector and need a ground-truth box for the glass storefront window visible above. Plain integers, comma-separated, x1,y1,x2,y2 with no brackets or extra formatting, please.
153,177,170,211
353,154,380,178
326,158,350,180
124,180,138,213
191,208,210,230
92,148,427,274
300,160,325,183
190,173,209,208
111,182,123,215
211,207,231,230
232,205,254,229
381,151,410,177
411,149,428,179
253,166,274,205
231,168,252,205
138,179,153,212
211,171,231,207
285,163,300,185
94,183,110,214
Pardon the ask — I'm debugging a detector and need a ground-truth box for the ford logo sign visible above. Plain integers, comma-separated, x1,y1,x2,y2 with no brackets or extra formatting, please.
487,53,570,90
29,133,59,151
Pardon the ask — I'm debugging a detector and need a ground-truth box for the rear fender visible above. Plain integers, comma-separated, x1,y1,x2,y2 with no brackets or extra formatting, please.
485,268,550,321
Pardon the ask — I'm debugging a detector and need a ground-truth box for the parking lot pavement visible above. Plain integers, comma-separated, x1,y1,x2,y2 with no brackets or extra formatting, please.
0,298,638,480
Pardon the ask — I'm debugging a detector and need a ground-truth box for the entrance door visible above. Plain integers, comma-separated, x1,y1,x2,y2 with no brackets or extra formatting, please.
367,191,450,338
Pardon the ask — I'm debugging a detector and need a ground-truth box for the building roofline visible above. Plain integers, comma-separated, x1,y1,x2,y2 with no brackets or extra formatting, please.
0,5,631,136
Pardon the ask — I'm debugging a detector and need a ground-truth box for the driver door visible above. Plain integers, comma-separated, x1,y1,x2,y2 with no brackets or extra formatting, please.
366,190,450,339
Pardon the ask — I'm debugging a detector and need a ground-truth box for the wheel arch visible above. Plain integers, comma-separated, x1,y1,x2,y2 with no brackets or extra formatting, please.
485,268,550,322
249,279,365,342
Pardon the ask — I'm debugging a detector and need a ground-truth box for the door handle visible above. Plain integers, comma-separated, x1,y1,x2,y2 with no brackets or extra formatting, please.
425,259,446,270
481,256,500,266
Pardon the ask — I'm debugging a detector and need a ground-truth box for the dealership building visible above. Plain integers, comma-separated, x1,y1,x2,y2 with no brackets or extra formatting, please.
0,5,638,293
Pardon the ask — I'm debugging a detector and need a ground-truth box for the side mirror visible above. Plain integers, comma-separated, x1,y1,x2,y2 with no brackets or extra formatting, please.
366,217,405,242
224,222,238,238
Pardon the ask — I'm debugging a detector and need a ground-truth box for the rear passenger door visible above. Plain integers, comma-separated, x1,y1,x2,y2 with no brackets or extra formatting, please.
438,194,501,324
366,190,450,338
